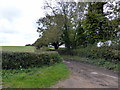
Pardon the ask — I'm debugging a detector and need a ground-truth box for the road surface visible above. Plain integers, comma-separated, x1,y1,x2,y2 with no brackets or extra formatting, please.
52,60,119,88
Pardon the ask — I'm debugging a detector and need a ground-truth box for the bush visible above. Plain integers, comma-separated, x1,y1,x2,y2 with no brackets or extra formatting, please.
91,47,120,62
2,51,62,69
58,45,120,63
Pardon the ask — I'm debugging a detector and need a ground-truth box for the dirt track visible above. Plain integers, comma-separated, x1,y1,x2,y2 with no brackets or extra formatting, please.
52,60,119,88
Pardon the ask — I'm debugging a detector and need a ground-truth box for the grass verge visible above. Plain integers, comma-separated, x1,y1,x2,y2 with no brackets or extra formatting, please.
2,63,69,88
62,55,119,72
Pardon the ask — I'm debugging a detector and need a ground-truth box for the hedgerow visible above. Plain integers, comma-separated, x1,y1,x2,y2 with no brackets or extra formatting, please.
2,51,62,69
58,46,120,64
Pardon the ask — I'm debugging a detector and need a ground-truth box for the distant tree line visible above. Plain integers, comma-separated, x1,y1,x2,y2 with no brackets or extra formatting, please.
25,44,34,46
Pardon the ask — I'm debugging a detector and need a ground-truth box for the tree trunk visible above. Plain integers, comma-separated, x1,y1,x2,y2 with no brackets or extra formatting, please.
52,42,59,50
54,45,59,50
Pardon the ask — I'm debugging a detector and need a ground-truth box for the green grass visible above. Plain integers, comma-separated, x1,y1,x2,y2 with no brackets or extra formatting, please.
62,55,119,72
2,63,70,88
1,46,35,52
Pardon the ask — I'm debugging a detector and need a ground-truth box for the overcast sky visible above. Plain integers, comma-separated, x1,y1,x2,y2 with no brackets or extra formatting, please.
0,0,118,46
0,0,46,46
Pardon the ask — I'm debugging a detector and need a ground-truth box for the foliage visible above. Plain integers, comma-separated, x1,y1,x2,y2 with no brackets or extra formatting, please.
36,1,87,49
35,14,64,49
105,1,120,20
88,2,106,15
35,1,119,49
58,45,120,63
83,12,114,44
75,23,87,48
2,63,70,88
83,2,119,45
2,51,62,69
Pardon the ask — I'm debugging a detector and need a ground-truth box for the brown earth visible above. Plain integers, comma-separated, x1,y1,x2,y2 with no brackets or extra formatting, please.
52,60,119,88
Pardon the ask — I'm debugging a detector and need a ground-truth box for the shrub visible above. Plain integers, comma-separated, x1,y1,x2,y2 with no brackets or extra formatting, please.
58,45,120,63
91,46,120,62
2,51,62,69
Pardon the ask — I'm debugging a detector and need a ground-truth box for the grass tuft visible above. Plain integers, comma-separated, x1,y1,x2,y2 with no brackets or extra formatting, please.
2,63,70,88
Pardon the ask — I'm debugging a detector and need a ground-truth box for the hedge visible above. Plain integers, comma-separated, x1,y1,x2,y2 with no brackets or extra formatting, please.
2,51,62,69
58,47,120,63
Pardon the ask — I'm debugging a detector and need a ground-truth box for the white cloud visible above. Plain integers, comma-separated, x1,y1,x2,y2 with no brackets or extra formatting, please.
0,0,45,46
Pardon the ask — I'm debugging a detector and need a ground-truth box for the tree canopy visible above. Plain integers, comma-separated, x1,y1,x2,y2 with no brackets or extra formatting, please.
34,1,119,49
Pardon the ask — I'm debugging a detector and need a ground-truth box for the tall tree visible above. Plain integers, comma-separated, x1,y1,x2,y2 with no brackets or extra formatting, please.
43,0,87,49
105,1,120,45
35,14,64,49
83,2,116,45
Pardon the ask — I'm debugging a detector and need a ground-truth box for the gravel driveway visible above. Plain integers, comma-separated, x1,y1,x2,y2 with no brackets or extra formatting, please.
52,60,119,88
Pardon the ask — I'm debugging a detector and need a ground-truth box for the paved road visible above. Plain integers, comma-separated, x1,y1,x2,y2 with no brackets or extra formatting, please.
52,60,119,88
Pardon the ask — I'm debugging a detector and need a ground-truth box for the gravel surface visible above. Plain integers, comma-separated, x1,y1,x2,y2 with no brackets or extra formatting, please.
52,60,119,88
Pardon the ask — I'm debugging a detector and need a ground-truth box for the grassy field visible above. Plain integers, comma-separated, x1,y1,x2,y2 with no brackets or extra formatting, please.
62,55,119,72
2,63,69,88
1,46,35,52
